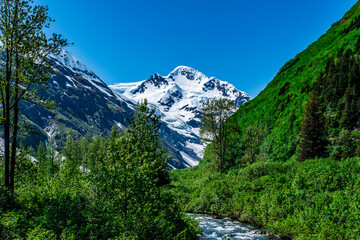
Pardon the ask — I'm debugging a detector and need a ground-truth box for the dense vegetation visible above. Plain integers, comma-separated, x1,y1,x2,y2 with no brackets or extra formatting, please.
169,150,360,239
0,101,199,239
169,1,360,239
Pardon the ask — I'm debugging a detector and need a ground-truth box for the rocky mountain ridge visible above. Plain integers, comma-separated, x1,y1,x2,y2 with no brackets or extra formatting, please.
18,50,251,168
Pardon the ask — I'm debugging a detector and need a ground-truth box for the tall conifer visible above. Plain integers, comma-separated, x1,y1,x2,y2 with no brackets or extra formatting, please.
298,93,328,161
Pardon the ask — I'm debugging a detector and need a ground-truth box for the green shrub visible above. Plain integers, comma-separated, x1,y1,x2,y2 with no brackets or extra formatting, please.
169,157,360,239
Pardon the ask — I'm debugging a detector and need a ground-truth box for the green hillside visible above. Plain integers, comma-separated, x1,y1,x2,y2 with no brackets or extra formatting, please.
169,2,360,239
229,1,360,163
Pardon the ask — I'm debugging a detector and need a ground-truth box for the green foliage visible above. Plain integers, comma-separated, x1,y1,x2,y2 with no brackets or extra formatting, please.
240,125,266,164
200,98,235,172
299,47,360,161
169,157,360,239
63,131,81,168
298,93,328,161
0,101,199,239
90,100,182,239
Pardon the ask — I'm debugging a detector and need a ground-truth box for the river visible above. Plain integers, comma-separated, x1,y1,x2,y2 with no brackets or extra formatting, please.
188,213,272,240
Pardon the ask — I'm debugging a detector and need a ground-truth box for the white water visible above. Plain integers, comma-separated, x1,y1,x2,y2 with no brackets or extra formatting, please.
189,214,271,240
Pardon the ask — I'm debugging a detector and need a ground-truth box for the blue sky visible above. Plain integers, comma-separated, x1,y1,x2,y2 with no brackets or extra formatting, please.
40,0,357,97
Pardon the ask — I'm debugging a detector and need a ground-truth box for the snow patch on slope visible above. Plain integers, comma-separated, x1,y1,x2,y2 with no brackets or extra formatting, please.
49,49,114,97
110,66,251,167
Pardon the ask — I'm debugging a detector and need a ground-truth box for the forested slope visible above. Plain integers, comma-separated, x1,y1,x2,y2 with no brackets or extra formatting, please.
227,1,360,164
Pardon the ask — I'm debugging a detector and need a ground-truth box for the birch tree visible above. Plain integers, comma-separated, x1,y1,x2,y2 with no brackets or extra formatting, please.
200,98,235,172
0,0,68,192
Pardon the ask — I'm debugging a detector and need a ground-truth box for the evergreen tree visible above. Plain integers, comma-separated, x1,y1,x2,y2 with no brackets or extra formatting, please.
36,141,48,175
64,131,80,169
79,136,89,169
110,123,122,141
298,93,328,161
47,139,58,177
120,99,169,189
97,100,174,238
88,135,107,170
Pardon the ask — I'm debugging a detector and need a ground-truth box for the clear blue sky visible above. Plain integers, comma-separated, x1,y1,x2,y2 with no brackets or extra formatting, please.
39,0,357,97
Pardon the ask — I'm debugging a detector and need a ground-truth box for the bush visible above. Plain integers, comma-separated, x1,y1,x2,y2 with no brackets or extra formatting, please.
169,157,360,239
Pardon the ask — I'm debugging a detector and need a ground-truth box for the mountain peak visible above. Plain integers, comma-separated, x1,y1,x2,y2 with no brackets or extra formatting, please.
110,66,251,167
168,66,206,82
50,49,90,74
171,65,196,72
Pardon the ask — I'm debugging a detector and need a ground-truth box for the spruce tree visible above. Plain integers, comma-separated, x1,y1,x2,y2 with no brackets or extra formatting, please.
36,141,48,175
298,93,328,161
64,131,80,168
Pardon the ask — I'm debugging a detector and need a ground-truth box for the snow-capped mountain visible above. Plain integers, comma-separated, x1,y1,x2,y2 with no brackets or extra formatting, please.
19,48,251,169
19,49,133,148
110,66,251,167
49,49,117,99
18,51,203,169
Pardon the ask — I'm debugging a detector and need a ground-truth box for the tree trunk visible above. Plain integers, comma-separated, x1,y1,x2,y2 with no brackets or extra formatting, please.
4,48,11,190
10,54,20,192
9,1,19,193
4,100,10,189
50,143,54,177
10,97,18,192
